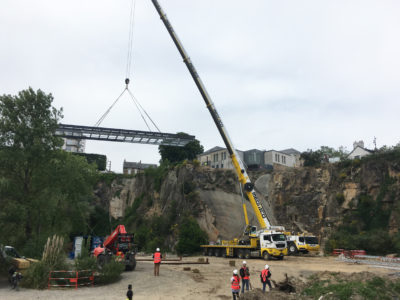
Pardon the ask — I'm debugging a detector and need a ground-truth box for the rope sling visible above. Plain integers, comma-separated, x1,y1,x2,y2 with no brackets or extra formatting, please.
94,0,160,133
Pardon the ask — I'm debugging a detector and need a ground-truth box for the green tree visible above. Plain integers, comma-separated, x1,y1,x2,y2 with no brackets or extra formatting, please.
0,88,97,257
176,216,208,255
300,149,324,167
158,132,203,163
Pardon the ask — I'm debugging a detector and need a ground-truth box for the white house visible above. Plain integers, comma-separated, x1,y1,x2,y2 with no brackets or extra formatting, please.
197,146,244,169
347,140,373,159
123,160,157,175
264,150,297,167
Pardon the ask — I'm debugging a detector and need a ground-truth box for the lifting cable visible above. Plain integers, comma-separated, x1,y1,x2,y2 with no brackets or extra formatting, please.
94,0,161,133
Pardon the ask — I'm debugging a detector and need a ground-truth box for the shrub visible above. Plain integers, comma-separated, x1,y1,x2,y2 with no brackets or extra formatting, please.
21,260,51,289
176,216,208,255
336,193,345,205
96,258,124,285
74,153,107,171
74,242,97,271
22,235,68,289
302,275,400,300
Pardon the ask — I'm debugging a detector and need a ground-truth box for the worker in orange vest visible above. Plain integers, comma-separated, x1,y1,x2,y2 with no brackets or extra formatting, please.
152,248,162,276
230,269,241,300
240,260,250,293
260,264,272,293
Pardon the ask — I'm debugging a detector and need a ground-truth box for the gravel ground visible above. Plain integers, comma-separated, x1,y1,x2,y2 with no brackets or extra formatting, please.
0,255,393,300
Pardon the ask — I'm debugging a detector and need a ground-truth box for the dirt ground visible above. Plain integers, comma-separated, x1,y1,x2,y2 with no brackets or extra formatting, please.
0,255,396,300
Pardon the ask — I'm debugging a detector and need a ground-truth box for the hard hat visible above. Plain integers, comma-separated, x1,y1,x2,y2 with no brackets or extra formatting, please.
242,260,247,265
265,264,269,269
156,248,160,252
233,269,238,274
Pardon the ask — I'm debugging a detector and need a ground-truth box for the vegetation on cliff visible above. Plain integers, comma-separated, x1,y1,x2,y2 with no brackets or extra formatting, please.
103,161,209,254
158,132,204,163
326,150,400,255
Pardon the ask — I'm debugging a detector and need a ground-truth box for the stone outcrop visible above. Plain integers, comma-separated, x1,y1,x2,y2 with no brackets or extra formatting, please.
96,157,400,250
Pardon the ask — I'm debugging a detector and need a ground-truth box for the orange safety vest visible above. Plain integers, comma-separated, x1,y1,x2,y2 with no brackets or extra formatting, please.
231,275,240,290
241,267,250,280
154,252,161,263
261,269,269,282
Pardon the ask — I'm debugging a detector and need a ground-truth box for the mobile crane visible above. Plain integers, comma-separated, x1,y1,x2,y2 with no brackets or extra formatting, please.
150,0,287,260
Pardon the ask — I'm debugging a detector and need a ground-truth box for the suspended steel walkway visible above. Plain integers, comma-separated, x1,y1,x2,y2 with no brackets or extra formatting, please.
56,123,194,147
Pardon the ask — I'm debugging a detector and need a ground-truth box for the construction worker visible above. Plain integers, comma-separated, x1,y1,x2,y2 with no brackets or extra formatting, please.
260,264,272,292
152,248,162,276
126,284,133,300
240,260,250,293
230,269,241,300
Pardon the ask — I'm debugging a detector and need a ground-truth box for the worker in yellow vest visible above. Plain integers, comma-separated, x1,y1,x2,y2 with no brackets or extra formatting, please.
152,248,162,276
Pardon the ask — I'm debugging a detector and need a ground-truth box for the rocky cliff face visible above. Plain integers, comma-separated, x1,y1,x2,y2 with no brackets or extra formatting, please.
257,158,400,249
96,156,400,251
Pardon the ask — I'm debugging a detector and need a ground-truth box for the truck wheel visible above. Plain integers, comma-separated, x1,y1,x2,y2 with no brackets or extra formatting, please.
277,256,284,260
208,248,214,256
237,250,244,259
244,250,251,259
125,257,136,271
289,244,298,255
97,254,109,269
203,248,209,256
215,249,221,257
262,251,271,261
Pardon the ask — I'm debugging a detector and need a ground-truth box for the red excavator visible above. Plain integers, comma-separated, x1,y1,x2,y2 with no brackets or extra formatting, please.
93,225,136,271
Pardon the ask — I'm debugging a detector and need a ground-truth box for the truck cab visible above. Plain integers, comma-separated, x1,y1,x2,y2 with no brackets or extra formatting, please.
260,231,287,260
287,235,320,254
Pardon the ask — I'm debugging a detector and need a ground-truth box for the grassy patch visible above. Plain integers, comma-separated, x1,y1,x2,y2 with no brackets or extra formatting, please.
302,275,399,300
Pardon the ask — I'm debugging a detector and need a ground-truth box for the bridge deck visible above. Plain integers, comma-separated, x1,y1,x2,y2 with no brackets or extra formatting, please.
56,124,194,147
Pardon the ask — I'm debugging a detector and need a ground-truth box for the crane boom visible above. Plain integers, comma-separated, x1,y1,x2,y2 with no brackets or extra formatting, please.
151,0,271,229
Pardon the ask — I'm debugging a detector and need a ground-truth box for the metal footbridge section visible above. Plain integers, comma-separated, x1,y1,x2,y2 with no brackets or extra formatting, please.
56,124,195,147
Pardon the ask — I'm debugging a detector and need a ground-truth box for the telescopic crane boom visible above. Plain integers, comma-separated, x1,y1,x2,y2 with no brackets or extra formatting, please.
151,0,271,230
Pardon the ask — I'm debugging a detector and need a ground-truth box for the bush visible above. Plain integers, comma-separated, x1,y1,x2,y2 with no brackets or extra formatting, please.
96,258,124,285
302,275,400,300
336,193,345,205
74,153,107,171
21,260,51,289
22,235,68,289
74,242,97,271
176,216,208,255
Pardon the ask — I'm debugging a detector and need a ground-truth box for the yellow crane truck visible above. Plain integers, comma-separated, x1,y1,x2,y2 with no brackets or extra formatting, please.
151,0,287,260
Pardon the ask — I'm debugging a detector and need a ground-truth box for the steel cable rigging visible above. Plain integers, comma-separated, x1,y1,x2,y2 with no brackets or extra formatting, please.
94,0,160,133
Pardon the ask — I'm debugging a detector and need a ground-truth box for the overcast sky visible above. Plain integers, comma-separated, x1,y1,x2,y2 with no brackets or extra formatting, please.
1,0,399,172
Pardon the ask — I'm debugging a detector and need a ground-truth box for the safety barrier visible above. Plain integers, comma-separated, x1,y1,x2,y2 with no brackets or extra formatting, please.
332,249,366,257
48,270,94,289
332,249,344,255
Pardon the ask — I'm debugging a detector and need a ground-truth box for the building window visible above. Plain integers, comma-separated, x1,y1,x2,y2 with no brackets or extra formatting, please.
213,153,219,162
221,164,224,169
282,156,286,164
275,153,280,162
